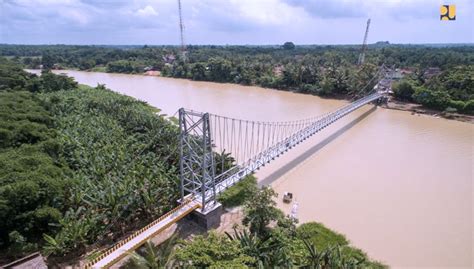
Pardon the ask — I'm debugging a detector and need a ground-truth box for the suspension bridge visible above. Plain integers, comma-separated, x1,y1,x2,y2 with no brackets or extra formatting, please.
84,70,389,268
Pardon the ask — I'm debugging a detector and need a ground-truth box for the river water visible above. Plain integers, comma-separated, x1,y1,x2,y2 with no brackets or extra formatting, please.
34,70,472,268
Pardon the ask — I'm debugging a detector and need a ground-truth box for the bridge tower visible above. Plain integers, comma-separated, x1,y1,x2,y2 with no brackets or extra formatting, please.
357,18,371,66
179,108,222,228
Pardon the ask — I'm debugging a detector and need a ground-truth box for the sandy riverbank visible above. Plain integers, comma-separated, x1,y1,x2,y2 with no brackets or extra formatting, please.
383,100,474,123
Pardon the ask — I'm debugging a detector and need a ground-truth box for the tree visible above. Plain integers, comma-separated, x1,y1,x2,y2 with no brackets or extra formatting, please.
207,57,232,82
191,63,206,80
302,239,365,269
40,71,78,92
412,87,451,110
125,236,178,269
242,186,283,236
225,228,271,267
392,80,414,101
41,52,54,70
282,42,295,50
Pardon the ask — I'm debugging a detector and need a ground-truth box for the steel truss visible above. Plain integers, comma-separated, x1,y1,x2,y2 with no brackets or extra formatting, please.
179,108,216,212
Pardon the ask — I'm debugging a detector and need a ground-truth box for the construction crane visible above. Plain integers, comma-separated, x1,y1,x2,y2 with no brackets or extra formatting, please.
357,18,371,66
177,0,187,61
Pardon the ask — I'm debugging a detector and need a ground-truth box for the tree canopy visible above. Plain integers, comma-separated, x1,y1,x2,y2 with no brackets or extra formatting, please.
0,59,181,264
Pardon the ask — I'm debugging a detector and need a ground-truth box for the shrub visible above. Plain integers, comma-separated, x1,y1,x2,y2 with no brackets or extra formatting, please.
217,175,257,208
297,222,348,250
448,100,465,112
463,99,474,114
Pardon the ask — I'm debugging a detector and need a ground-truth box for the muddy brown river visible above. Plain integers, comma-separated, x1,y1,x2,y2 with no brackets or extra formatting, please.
32,70,473,268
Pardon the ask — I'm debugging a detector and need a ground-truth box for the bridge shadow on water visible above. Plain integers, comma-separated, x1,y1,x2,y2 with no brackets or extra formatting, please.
259,105,377,187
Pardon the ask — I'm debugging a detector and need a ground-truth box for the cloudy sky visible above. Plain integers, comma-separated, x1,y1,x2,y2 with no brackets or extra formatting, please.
1,0,473,45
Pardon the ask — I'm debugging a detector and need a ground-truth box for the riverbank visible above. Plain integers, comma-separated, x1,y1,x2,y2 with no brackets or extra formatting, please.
384,99,474,123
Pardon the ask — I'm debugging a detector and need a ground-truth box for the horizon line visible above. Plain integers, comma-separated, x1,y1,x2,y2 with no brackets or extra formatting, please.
1,42,473,46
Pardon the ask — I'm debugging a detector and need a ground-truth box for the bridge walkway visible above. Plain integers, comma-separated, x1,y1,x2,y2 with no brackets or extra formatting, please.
85,199,200,268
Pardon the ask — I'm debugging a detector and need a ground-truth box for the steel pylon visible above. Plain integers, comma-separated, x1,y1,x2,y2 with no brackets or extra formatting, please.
179,108,216,211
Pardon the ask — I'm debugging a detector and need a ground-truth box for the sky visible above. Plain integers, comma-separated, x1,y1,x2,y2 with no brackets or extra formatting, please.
1,0,473,45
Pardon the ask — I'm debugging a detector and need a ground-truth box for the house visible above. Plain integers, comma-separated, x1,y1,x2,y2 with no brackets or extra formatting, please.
162,54,176,64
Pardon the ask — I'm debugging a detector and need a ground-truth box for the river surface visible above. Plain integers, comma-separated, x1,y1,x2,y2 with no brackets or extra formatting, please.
32,70,472,268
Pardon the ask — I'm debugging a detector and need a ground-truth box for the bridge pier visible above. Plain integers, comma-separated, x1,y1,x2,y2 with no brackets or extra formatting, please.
188,202,223,229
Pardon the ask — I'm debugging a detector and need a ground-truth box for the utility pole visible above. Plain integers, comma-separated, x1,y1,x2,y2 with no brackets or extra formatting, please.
357,18,371,66
177,0,187,61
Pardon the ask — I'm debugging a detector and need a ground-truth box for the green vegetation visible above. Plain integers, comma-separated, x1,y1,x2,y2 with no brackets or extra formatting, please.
217,175,258,208
176,232,255,268
0,59,77,259
41,85,180,258
2,44,473,114
133,186,386,268
0,58,181,262
296,222,385,267
297,222,349,250
124,236,178,269
242,186,283,236
393,65,474,114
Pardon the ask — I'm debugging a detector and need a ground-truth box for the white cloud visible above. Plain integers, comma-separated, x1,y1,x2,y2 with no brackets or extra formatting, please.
0,0,472,44
136,5,158,17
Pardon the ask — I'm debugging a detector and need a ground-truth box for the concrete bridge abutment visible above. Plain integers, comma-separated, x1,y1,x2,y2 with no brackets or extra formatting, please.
187,202,223,229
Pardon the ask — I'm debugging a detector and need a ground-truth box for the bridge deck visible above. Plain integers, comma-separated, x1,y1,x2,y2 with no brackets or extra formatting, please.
204,92,384,202
86,200,200,268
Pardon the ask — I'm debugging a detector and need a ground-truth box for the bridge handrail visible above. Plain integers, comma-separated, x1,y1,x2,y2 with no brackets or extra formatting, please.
198,92,384,202
83,197,197,268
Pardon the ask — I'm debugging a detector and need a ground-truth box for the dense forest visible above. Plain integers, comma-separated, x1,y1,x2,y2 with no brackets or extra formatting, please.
0,58,181,263
1,44,473,114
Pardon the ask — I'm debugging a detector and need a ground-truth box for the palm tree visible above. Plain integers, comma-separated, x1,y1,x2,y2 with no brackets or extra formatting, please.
226,227,287,268
214,150,235,177
125,235,178,269
302,239,365,269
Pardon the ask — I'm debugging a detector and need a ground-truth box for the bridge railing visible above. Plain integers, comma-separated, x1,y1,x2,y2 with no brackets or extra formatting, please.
84,196,198,268
199,92,384,201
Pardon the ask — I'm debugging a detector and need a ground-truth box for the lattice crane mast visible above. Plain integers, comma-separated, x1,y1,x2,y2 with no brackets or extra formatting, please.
177,0,187,61
357,18,371,66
